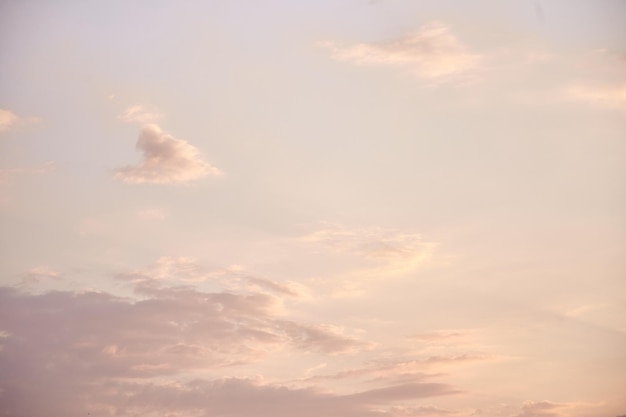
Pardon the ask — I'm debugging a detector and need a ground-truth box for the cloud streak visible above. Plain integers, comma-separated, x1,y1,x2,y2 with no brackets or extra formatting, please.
323,22,481,82
119,104,162,124
565,84,626,108
304,223,437,274
115,124,222,184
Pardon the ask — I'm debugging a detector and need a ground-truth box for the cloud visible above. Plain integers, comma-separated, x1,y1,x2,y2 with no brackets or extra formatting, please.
304,354,494,384
115,377,457,417
513,400,565,417
18,267,61,286
0,270,419,417
565,84,626,108
386,405,458,416
304,223,437,274
0,109,18,132
323,22,481,82
114,124,222,184
0,162,55,185
119,104,162,124
278,321,370,354
0,108,41,132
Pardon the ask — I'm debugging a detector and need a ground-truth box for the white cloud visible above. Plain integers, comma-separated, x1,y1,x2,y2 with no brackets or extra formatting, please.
119,105,162,124
323,22,481,82
114,124,222,184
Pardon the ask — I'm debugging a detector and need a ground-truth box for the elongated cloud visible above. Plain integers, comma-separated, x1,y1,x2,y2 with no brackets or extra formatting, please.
115,124,222,184
513,400,565,417
566,84,626,108
304,224,437,273
0,108,41,133
119,104,162,124
324,22,481,81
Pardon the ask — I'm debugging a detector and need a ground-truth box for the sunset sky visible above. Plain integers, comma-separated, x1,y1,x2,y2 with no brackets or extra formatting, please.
1,1,625,416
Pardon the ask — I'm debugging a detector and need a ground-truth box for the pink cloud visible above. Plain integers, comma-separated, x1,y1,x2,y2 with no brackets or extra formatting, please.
115,124,222,184
0,109,18,132
323,22,481,83
303,223,437,277
0,271,378,416
119,104,162,124
0,108,41,133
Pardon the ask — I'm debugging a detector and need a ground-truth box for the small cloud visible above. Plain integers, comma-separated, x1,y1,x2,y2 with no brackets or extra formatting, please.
0,164,52,184
409,330,471,343
143,256,207,283
114,124,222,185
565,84,626,108
323,22,481,83
119,105,162,124
304,223,437,274
513,400,565,417
18,267,61,286
279,321,372,354
0,108,42,133
0,109,18,132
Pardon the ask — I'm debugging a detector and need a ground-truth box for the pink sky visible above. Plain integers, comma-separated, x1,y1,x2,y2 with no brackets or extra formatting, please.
1,1,625,416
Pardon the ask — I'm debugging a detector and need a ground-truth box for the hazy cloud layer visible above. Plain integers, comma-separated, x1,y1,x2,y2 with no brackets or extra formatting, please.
115,124,222,184
324,22,481,82
0,274,446,417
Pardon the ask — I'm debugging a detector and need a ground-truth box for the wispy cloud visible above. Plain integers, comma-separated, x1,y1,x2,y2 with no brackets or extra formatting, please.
119,104,162,124
513,400,565,417
18,267,61,287
323,22,481,83
0,162,56,185
304,223,437,274
0,109,19,132
0,108,41,133
565,84,626,108
114,124,222,184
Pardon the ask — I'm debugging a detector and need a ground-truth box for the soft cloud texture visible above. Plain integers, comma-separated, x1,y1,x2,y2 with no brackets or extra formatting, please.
119,104,162,124
324,22,481,82
304,223,437,273
0,108,41,132
565,84,626,108
0,109,18,132
0,268,375,417
513,400,565,417
115,124,222,184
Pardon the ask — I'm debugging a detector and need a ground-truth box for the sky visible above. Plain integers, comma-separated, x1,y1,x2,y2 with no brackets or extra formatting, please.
0,0,625,416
